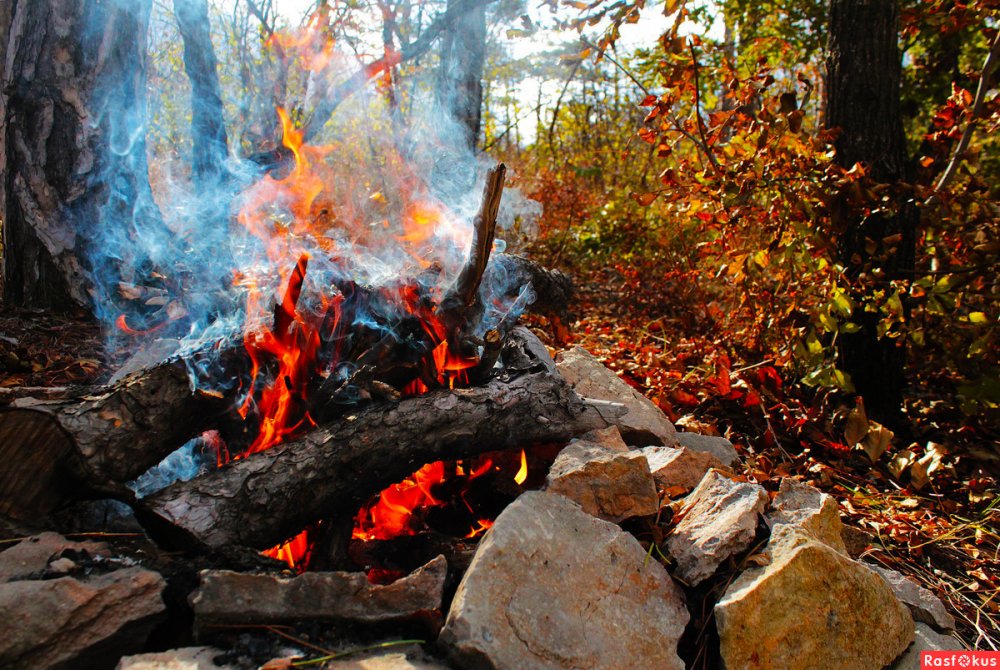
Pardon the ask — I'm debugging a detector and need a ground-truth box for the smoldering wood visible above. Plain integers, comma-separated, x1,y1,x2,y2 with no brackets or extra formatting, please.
138,371,614,551
437,163,506,333
0,350,241,520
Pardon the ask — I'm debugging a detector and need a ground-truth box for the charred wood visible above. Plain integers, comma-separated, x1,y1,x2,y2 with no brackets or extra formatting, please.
0,350,242,520
138,371,612,550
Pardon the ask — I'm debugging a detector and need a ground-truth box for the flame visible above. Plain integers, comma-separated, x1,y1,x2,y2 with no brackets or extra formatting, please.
464,519,493,539
514,449,528,485
263,528,312,571
352,461,447,541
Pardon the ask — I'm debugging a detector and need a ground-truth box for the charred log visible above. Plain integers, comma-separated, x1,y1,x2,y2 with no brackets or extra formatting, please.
0,350,242,520
138,371,614,551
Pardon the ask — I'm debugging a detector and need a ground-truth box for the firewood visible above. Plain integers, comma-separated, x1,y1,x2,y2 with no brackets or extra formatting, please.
437,164,506,334
137,371,615,551
0,350,242,520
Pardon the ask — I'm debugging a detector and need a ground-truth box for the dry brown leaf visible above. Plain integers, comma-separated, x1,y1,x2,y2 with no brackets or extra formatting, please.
860,421,893,462
844,402,869,447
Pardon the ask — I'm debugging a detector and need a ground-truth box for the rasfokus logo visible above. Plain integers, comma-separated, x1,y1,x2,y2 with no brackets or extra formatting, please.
922,651,1000,668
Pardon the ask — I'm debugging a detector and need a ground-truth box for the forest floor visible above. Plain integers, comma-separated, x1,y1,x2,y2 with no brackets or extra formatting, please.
1,276,998,648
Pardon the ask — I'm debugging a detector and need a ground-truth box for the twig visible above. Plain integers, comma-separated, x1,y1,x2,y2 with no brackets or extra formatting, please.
926,32,1000,206
689,40,722,178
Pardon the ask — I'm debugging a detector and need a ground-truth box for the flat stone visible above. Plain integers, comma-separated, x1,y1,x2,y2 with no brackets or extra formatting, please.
0,566,166,670
674,432,740,467
890,623,965,670
555,347,679,446
666,469,767,585
866,564,956,632
191,555,447,632
715,525,914,670
323,648,449,669
440,491,688,670
0,531,109,581
117,647,233,670
767,478,848,554
641,446,726,494
546,437,659,522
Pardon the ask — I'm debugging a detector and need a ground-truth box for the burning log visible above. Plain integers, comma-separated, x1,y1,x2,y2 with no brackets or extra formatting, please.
138,371,616,551
0,350,241,520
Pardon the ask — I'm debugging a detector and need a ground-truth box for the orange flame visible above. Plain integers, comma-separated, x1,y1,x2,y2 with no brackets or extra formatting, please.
263,528,312,571
514,449,528,485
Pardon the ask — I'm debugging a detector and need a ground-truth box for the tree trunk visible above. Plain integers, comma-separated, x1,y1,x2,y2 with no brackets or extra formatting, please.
434,0,487,151
174,0,230,186
825,0,917,426
1,0,164,311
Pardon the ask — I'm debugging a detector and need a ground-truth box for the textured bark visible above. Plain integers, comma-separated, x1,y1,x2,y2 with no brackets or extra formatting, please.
1,0,165,310
139,372,614,550
434,0,487,150
825,0,917,424
0,351,239,520
174,0,230,185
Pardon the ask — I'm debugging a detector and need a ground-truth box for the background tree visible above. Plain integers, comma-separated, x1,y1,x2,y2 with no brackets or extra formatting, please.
825,0,918,426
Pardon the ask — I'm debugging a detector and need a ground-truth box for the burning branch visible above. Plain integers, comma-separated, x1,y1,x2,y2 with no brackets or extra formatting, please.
438,163,506,334
137,370,611,551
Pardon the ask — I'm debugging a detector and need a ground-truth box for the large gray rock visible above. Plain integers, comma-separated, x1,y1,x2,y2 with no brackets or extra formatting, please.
666,469,768,585
890,623,966,670
546,437,659,522
555,347,679,446
674,432,740,467
191,555,447,632
440,491,689,670
117,647,233,670
767,478,847,554
0,566,166,670
641,446,726,494
866,564,956,632
715,525,914,670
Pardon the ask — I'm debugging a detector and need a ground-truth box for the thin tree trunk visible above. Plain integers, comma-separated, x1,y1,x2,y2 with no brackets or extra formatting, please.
174,0,230,186
434,0,487,151
825,0,918,425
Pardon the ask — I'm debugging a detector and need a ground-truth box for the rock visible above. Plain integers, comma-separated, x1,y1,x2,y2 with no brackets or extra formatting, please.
555,347,678,446
715,525,914,670
546,436,659,522
641,446,726,494
866,564,956,632
0,531,109,581
440,491,688,670
841,525,874,558
890,623,965,670
0,566,166,670
117,647,233,670
767,478,848,554
191,555,447,633
578,425,629,452
323,648,449,669
666,469,767,585
674,431,740,467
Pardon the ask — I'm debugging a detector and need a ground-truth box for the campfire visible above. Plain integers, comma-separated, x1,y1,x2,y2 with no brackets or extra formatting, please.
0,46,598,577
